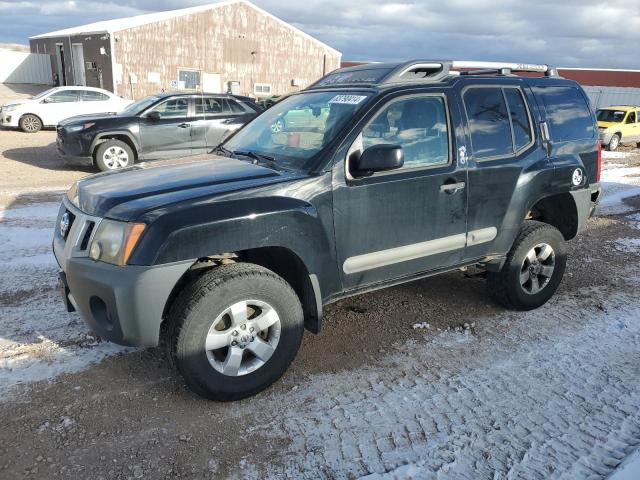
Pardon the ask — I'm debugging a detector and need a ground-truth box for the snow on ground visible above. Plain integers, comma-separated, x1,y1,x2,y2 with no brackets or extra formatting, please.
598,165,640,215
243,289,640,480
0,201,131,396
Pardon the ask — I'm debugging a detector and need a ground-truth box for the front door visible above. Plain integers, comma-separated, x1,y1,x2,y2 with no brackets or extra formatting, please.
333,91,469,289
139,97,191,159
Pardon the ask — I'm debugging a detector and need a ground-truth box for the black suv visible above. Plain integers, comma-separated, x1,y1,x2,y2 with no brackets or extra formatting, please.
54,61,602,400
57,92,261,171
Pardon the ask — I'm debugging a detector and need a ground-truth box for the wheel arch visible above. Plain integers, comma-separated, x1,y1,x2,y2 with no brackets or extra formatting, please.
160,247,323,339
91,133,139,163
19,112,43,128
527,192,579,240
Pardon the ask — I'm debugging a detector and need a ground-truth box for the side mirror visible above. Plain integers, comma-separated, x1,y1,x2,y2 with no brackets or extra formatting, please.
41,97,52,104
352,144,404,177
147,111,161,121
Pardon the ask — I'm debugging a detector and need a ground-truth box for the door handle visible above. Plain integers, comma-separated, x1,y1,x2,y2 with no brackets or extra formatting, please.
440,181,466,194
178,123,190,128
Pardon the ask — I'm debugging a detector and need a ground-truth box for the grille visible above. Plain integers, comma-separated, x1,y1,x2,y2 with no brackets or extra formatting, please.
80,221,95,250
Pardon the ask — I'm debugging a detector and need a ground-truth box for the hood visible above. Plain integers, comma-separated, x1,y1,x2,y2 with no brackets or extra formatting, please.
1,99,32,109
597,121,621,129
75,156,306,220
59,112,121,125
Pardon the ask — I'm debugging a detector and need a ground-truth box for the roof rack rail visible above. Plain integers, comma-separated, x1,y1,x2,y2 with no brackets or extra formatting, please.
307,59,560,89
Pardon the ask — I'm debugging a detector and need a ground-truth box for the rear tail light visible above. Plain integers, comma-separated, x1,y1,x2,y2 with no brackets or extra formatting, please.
596,140,602,182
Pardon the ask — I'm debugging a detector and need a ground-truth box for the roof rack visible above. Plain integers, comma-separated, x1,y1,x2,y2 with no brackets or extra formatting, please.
308,60,559,89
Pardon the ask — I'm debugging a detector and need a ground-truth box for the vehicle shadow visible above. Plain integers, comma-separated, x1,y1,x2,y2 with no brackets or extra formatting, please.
2,142,95,173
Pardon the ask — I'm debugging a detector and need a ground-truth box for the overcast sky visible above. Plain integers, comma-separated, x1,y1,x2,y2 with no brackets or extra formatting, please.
1,0,639,68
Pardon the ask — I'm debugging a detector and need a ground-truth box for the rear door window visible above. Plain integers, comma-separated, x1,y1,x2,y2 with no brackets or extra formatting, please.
532,86,595,141
463,87,513,158
504,88,533,151
81,91,110,102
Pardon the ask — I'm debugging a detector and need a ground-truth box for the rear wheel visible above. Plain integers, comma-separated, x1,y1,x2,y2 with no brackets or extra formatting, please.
95,139,134,171
607,134,620,151
19,114,42,133
487,221,567,311
166,263,304,401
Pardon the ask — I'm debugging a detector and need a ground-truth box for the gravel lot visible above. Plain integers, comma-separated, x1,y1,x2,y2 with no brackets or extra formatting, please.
1,116,640,479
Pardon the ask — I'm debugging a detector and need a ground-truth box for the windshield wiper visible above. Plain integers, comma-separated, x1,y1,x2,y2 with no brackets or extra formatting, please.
213,144,234,157
232,150,282,170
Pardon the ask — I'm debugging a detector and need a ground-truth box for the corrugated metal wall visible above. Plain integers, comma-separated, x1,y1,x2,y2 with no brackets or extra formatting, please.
0,51,52,84
583,86,640,109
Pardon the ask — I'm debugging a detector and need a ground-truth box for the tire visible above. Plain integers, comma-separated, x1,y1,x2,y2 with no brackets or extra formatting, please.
19,114,42,133
95,139,134,171
487,221,567,311
607,134,620,151
166,263,304,401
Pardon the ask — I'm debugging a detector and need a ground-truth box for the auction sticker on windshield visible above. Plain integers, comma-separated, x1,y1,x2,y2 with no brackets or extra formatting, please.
328,95,368,105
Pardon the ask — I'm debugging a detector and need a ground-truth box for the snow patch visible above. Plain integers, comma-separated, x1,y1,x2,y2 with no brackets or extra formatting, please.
598,166,640,215
0,201,131,399
612,238,640,254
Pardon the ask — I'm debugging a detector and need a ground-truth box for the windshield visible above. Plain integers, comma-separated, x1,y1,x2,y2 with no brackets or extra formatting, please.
120,95,161,116
597,109,626,123
224,91,372,170
31,88,57,100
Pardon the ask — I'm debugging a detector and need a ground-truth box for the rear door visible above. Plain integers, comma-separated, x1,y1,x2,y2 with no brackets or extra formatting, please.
79,90,114,115
627,110,640,142
139,97,191,159
460,82,544,261
333,90,469,289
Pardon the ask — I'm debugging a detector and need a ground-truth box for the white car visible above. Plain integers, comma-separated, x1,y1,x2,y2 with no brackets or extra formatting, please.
0,87,132,133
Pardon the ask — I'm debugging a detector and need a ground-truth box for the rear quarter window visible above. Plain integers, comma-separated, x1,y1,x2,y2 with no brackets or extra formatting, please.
533,86,595,142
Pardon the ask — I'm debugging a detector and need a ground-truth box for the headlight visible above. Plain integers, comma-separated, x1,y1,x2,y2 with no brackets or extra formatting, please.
3,105,16,112
89,220,146,265
66,181,79,207
66,122,95,132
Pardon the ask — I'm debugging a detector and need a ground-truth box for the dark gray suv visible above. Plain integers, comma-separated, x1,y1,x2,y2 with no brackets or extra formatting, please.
57,92,262,171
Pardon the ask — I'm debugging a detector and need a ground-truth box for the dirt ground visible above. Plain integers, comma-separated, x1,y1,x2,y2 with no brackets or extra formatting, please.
1,121,640,479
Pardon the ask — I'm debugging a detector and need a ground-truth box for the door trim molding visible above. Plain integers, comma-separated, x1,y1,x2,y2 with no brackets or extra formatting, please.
342,227,497,274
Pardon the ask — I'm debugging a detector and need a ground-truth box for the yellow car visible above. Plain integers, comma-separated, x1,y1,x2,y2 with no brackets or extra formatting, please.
597,106,640,151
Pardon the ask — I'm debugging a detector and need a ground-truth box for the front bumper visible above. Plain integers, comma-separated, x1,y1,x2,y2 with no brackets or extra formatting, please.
57,127,94,166
0,111,18,128
598,131,614,145
53,198,193,347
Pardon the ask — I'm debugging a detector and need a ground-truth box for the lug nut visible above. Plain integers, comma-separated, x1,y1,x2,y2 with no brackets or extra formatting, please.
232,330,239,336
249,327,255,333
240,324,247,330
231,341,237,346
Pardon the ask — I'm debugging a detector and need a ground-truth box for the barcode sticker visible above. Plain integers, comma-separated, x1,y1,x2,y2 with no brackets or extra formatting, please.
328,95,368,105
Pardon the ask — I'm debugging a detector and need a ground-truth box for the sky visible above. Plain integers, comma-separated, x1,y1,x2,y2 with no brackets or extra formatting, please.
1,0,640,69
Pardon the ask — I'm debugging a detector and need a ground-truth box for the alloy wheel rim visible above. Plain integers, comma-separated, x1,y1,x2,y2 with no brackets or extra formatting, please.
610,136,619,150
23,117,39,132
205,299,281,376
103,146,129,169
520,243,555,295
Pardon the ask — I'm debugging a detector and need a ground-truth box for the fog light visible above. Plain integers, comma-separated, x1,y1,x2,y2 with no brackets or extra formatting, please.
89,241,102,261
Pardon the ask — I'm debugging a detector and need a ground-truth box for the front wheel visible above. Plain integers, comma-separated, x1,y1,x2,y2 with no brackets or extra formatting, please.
19,114,42,133
487,221,567,311
95,139,134,171
166,263,304,401
607,134,620,151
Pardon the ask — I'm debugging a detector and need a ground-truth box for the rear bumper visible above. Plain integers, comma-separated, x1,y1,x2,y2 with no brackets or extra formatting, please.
570,182,601,234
